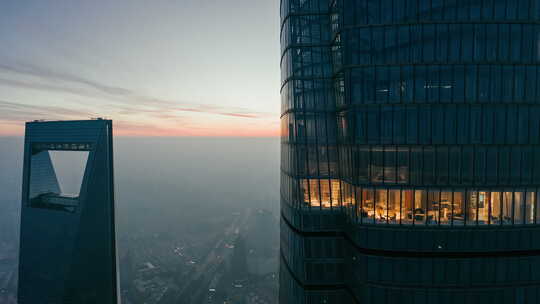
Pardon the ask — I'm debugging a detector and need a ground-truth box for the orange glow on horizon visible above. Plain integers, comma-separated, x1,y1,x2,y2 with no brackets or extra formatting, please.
114,126,280,137
0,122,280,137
0,123,23,136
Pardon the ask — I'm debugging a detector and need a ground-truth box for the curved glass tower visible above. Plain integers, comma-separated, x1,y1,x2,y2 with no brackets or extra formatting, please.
280,0,540,303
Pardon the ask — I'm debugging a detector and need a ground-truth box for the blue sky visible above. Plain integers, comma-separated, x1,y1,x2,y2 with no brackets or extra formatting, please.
0,0,281,136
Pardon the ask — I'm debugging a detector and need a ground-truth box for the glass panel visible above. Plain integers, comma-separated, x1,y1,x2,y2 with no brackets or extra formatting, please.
375,66,389,103
462,147,473,184
453,65,465,102
478,66,490,102
502,191,513,225
367,108,380,142
355,186,362,222
486,147,497,184
478,191,489,225
525,191,535,225
490,192,502,225
388,189,400,224
375,189,388,224
536,190,540,224
449,147,460,184
466,190,478,226
402,189,414,225
371,147,383,183
342,182,353,216
301,179,310,208
423,25,435,62
402,66,413,103
406,106,418,143
318,145,329,176
423,146,435,184
510,25,521,62
414,65,426,102
427,190,440,225
384,147,396,183
453,190,465,226
308,145,318,175
514,191,524,225
498,24,509,61
397,147,409,184
394,106,406,144
358,147,369,183
465,65,477,102
320,179,331,209
414,190,427,225
440,191,452,225
362,188,375,224
309,179,321,208
330,179,341,208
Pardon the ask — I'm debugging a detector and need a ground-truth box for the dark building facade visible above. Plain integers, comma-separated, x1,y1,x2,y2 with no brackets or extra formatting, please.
18,120,119,304
280,1,540,303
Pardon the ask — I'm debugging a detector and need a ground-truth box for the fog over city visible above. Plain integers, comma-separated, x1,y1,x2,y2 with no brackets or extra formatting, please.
0,136,280,303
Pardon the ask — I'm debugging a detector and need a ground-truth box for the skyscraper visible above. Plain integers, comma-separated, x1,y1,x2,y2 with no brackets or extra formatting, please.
280,1,540,303
18,119,119,304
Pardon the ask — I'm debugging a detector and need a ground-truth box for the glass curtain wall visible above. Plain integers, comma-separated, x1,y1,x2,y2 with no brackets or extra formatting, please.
336,0,540,227
281,0,338,214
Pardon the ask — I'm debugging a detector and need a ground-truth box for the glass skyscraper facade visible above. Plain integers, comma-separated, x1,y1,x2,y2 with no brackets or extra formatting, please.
18,120,119,304
280,0,540,303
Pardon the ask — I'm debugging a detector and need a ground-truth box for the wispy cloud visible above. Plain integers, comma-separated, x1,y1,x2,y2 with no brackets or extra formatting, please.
0,62,133,97
175,106,264,119
0,100,96,121
0,61,274,124
0,61,279,136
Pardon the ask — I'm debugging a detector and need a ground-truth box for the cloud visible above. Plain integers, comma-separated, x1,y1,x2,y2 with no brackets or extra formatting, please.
175,107,262,119
0,62,133,97
0,60,279,136
220,112,259,118
0,77,103,100
0,60,274,121
0,100,95,121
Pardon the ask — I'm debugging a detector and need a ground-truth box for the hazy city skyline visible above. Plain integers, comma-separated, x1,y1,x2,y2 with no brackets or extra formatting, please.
0,0,281,136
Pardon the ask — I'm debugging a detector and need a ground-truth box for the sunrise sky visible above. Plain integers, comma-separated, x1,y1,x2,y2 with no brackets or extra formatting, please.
0,0,281,136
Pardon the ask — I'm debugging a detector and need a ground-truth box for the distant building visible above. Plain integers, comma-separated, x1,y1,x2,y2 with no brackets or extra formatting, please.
18,120,119,303
280,1,540,303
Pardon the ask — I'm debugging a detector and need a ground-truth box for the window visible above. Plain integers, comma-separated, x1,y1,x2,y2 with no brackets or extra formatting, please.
502,191,513,225
414,190,427,225
388,189,400,224
428,190,440,225
491,192,502,225
375,189,388,224
477,191,489,225
453,191,465,226
440,191,452,225
525,191,536,224
402,189,414,225
514,191,524,224
466,190,478,225
362,188,375,224
320,179,331,208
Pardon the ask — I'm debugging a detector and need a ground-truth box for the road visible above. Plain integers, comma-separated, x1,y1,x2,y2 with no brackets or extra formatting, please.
173,208,252,303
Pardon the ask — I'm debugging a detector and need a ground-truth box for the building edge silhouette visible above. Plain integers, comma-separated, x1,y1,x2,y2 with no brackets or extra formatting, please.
18,119,120,304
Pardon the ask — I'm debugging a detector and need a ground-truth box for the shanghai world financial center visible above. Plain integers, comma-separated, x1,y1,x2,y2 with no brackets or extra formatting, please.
280,0,540,303
18,120,118,304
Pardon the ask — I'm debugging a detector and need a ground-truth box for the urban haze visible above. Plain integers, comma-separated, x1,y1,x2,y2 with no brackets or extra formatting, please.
0,136,280,303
